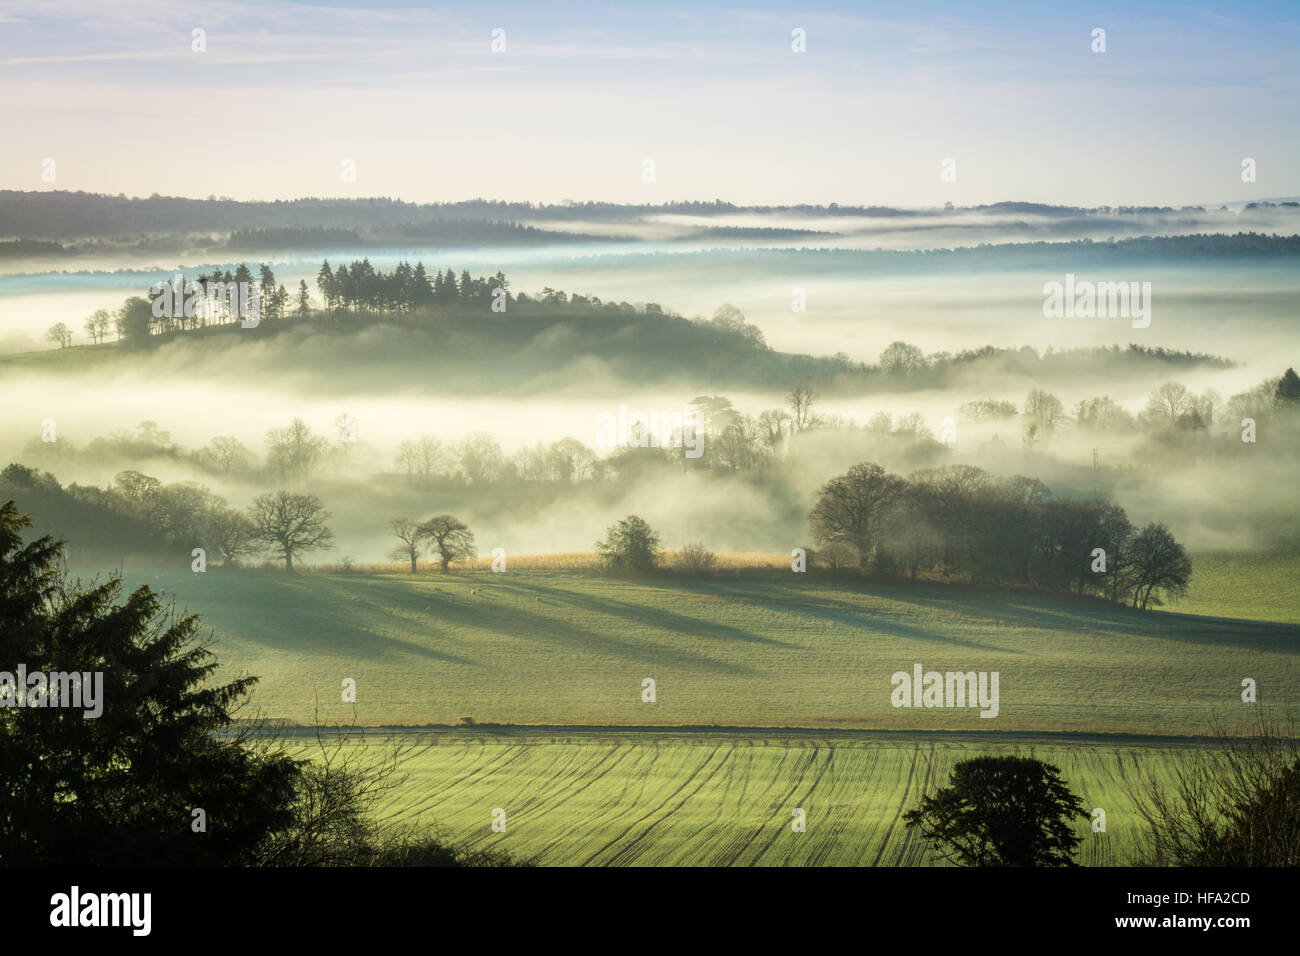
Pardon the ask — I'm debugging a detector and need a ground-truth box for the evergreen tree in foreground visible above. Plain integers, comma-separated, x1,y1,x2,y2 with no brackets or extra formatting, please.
0,500,299,864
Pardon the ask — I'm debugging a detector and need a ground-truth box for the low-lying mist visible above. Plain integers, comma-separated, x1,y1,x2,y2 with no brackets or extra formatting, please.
3,231,1295,566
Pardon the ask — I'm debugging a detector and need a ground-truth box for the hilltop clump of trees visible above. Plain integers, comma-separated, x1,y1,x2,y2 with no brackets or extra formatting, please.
88,259,749,352
33,254,1240,398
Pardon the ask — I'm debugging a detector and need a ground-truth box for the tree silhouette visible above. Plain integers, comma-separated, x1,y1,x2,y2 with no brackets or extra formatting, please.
904,756,1088,866
45,322,73,348
1277,368,1300,405
418,515,476,573
388,517,427,572
249,490,334,572
1126,522,1192,609
0,500,300,864
809,462,904,568
595,515,661,572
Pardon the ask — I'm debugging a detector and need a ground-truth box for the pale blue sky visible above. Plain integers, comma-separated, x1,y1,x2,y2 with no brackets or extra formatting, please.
1,0,1296,205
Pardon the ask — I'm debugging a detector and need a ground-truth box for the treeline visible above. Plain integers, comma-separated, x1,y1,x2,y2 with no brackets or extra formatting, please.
97,258,699,348
313,257,682,317
0,238,72,259
19,371,1298,497
0,462,331,571
808,462,1191,608
9,189,1299,238
225,227,361,251
875,340,1233,381
0,453,1194,608
68,266,1238,401
608,236,1300,283
17,418,377,490
221,220,597,252
960,369,1300,447
0,463,167,558
314,259,509,314
388,218,601,243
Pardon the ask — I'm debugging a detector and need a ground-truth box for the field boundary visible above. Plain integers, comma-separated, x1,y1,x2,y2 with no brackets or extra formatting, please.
251,723,1232,748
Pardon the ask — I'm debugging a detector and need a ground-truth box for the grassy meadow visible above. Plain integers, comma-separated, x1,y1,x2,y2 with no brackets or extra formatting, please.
112,558,1299,736
1154,552,1300,625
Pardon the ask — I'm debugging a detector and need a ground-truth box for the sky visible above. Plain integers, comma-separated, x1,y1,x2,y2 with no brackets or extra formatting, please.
0,0,1297,206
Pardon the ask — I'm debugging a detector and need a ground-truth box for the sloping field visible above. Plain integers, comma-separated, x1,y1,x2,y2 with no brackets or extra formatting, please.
1156,552,1300,625
123,567,1299,735
294,730,1193,866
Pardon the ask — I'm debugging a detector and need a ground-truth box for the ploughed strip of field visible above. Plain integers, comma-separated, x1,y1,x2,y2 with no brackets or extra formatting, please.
289,730,1193,867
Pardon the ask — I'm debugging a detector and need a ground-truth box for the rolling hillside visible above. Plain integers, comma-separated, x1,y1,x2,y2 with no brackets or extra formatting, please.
107,566,1300,735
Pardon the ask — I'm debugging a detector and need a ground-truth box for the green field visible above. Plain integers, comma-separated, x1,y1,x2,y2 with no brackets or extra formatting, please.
1156,552,1300,625
113,564,1300,736
101,557,1295,864
279,729,1192,866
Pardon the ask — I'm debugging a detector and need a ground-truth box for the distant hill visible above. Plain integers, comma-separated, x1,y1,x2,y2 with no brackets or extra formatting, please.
0,297,1236,397
0,238,71,259
5,190,1292,240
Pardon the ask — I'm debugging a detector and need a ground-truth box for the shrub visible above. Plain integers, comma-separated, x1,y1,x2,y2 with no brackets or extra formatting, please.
1133,711,1300,866
595,515,661,573
676,542,717,574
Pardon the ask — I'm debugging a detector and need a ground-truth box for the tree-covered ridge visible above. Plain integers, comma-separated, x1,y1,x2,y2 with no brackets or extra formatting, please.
3,189,1299,239
225,227,362,251
0,238,71,259
65,258,1235,390
98,258,761,350
20,266,1241,403
221,220,604,252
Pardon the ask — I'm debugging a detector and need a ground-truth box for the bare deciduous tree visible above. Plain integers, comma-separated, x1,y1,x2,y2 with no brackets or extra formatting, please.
206,507,260,567
249,490,334,572
45,323,73,348
418,514,476,573
809,462,905,568
395,435,450,478
788,384,818,432
1133,710,1300,866
265,419,329,484
201,435,257,474
388,517,427,572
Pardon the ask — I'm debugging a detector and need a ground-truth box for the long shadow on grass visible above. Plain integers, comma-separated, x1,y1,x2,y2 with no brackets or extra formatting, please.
550,583,792,648
881,587,1300,656
184,573,480,666
659,578,1015,653
668,575,1300,656
398,575,760,675
448,576,792,648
